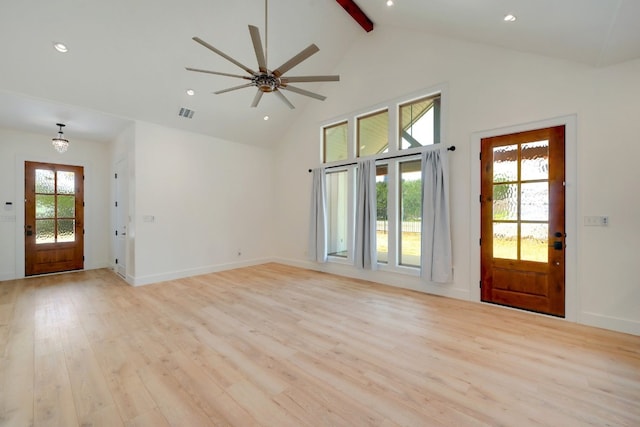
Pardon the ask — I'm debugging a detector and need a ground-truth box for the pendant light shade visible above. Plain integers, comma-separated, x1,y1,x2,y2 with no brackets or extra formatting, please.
52,123,69,153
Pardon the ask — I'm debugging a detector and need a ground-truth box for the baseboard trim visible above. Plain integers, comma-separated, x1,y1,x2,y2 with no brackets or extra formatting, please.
0,272,15,282
272,257,470,301
580,311,640,336
127,257,275,287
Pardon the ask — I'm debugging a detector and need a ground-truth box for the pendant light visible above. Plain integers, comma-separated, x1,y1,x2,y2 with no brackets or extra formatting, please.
52,123,69,153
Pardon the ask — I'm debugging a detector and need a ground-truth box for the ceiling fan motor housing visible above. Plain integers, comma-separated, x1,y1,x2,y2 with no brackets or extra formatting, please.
254,74,280,92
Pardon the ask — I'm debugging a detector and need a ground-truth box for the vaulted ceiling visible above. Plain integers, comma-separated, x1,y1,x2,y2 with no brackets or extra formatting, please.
1,0,638,146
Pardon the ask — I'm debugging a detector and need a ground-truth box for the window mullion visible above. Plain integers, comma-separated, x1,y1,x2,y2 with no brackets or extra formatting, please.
388,104,399,156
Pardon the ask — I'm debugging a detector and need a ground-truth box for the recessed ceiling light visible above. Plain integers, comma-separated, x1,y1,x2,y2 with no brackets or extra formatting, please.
53,42,68,53
263,115,270,121
186,89,195,96
386,0,394,6
504,14,517,22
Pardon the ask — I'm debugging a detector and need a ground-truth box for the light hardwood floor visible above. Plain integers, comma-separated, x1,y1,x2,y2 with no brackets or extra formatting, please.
1,264,638,426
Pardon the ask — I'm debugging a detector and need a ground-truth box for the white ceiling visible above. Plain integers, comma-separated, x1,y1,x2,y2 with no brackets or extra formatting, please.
1,0,638,147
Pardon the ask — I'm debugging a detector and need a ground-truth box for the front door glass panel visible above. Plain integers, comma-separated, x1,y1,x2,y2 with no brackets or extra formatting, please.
34,169,76,244
491,140,549,263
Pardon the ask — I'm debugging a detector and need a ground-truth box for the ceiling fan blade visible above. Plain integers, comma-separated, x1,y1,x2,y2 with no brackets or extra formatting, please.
272,44,320,77
251,89,264,108
280,85,326,101
186,67,252,80
273,89,295,109
214,83,254,95
281,75,340,83
192,36,256,76
248,26,267,73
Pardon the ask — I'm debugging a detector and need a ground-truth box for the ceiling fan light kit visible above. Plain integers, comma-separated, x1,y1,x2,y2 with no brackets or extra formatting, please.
186,0,339,109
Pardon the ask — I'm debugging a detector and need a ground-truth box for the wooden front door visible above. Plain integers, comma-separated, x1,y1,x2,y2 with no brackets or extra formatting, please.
480,126,565,317
25,161,84,276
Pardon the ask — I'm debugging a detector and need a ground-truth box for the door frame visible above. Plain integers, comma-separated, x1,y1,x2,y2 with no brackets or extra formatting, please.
113,157,128,279
14,154,93,279
470,115,578,322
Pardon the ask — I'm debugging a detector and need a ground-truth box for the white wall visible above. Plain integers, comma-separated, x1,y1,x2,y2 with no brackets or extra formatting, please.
1,120,277,288
127,121,275,285
273,27,640,335
0,127,111,280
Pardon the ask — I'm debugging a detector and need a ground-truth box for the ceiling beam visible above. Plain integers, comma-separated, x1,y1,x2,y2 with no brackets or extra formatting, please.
336,0,374,33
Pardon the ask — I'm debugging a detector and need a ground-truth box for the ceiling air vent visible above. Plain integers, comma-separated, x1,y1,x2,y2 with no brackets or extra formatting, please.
178,107,195,119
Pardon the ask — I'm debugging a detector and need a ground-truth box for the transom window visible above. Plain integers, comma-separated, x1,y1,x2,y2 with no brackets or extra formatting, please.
323,121,348,163
400,94,440,149
357,110,389,157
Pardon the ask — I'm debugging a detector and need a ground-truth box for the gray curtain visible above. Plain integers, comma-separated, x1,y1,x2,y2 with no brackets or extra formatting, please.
354,160,377,269
421,147,453,283
308,168,327,263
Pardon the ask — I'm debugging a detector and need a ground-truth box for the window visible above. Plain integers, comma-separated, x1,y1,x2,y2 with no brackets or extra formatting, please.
376,164,389,263
326,170,350,258
400,94,440,149
318,86,445,274
324,121,348,163
357,110,389,157
399,160,421,267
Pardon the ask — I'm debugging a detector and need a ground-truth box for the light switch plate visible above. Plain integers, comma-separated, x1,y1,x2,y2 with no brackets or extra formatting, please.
584,216,609,226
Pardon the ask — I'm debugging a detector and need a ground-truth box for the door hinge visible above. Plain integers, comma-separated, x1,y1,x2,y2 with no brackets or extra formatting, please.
115,201,118,207
115,173,118,179
479,152,482,160
479,280,482,289
83,229,85,235
82,201,85,207
82,255,85,261
479,238,482,246
115,230,118,236
479,194,482,203
115,258,118,264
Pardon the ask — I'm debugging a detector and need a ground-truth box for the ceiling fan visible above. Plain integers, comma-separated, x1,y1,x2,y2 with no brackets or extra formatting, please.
186,0,340,109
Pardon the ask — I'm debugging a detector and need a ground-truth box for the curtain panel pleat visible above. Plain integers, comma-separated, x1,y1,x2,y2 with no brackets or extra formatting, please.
308,168,327,263
420,147,453,283
354,160,377,269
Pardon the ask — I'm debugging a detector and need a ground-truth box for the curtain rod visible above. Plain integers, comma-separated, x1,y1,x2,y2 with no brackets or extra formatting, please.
308,145,455,172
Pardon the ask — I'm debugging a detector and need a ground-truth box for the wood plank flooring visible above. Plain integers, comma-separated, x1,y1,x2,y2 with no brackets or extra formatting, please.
1,263,639,426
